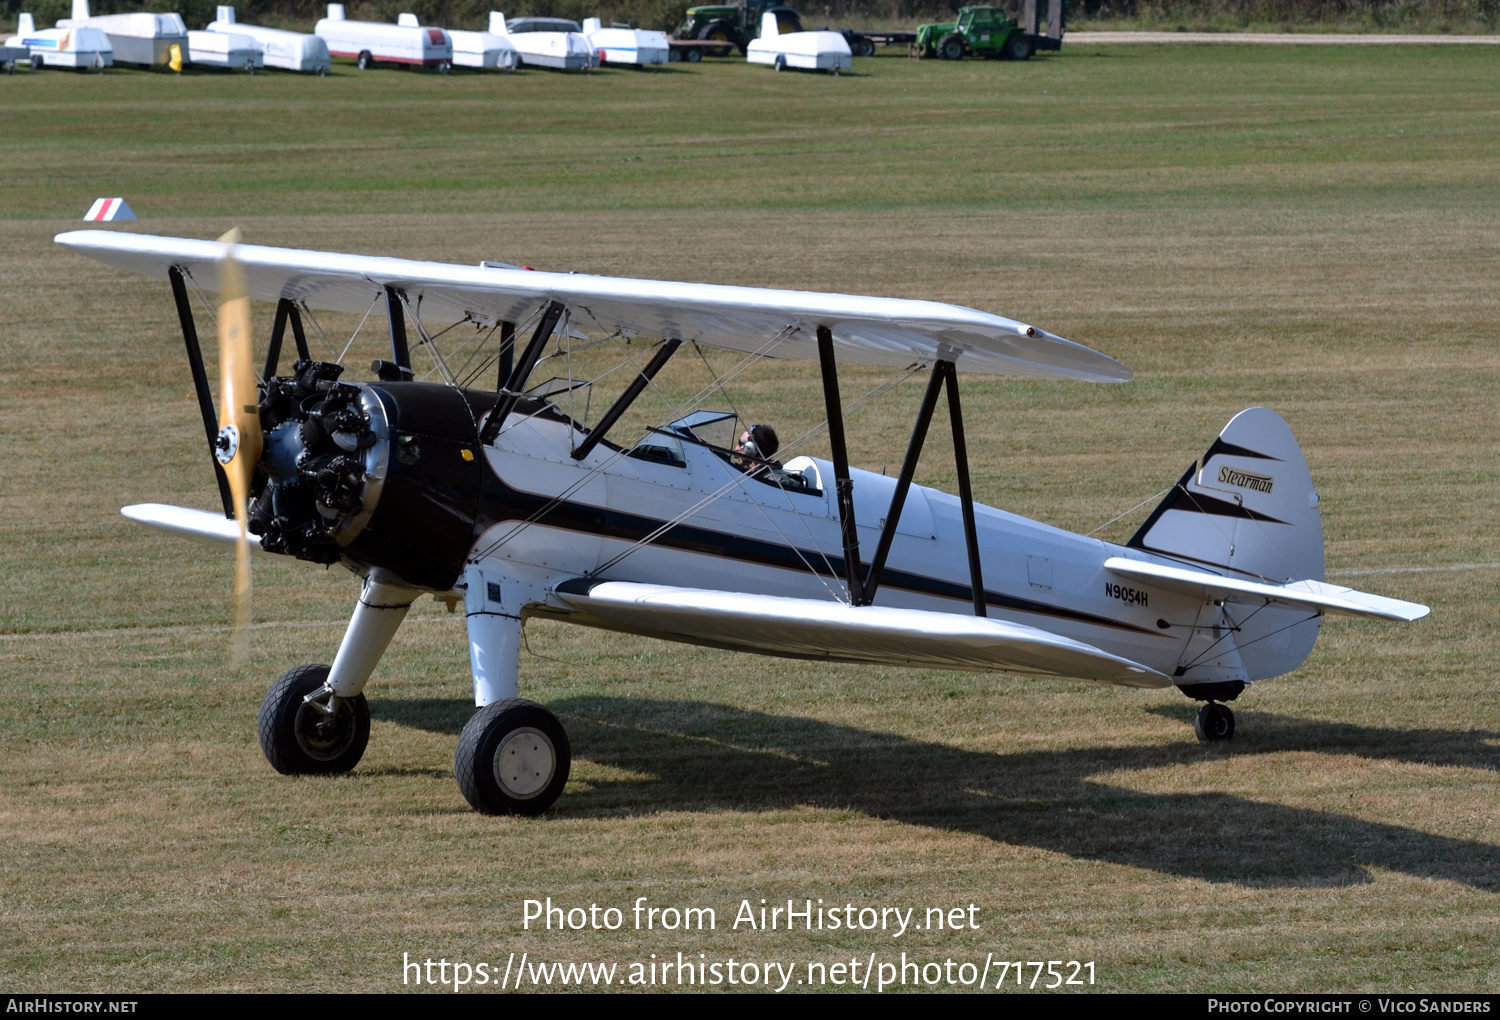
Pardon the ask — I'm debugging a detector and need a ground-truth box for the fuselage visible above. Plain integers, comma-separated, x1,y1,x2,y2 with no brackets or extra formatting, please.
254,377,1319,688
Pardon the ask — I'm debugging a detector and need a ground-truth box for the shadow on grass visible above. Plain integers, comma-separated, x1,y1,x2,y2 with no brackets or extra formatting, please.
371,696,1500,890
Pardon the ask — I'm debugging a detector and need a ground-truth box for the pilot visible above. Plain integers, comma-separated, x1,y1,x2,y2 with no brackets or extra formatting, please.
733,423,780,475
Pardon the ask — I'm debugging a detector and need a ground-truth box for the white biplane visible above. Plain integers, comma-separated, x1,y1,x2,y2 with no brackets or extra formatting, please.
55,229,1428,816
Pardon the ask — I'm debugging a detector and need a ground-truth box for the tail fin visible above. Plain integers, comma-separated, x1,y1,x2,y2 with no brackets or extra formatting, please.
18,12,34,34
760,11,779,37
217,6,235,23
1129,407,1323,583
397,12,418,25
1131,407,1326,685
583,17,601,33
71,0,89,19
327,3,345,20
489,11,508,34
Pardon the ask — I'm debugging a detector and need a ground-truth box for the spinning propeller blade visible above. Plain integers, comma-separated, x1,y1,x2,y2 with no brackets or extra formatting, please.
214,229,262,661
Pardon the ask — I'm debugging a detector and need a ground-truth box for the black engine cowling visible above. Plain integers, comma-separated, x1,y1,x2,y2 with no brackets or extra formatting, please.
249,360,385,564
250,361,497,591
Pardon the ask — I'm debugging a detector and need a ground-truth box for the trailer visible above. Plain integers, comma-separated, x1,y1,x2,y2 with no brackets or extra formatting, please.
315,4,452,70
745,11,850,71
836,28,913,56
58,0,187,68
666,39,732,61
206,7,331,74
582,17,669,66
1,43,28,72
443,18,518,70
6,13,112,69
187,29,262,71
492,13,595,70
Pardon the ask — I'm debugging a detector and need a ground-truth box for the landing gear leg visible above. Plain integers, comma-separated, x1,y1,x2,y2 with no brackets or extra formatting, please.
453,563,570,814
1194,702,1235,743
257,573,418,774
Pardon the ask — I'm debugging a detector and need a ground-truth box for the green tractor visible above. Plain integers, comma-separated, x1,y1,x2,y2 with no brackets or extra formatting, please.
675,0,803,55
912,5,1034,61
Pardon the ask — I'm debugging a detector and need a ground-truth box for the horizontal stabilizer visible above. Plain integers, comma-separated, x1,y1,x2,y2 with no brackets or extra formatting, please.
121,503,264,554
1103,557,1429,622
553,580,1170,687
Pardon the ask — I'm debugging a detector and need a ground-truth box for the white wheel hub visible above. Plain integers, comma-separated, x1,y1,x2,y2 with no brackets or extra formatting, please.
494,727,556,799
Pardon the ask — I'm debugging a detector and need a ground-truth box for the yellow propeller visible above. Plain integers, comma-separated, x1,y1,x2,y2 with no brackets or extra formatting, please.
214,228,262,662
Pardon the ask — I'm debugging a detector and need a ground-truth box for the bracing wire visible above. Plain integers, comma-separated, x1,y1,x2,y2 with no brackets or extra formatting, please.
1085,486,1172,539
296,301,340,362
333,291,384,368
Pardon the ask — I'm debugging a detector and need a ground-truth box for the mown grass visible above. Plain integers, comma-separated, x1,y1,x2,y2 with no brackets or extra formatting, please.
1,47,1497,992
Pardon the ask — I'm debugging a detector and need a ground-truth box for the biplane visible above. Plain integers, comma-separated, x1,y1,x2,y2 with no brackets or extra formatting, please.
55,229,1428,816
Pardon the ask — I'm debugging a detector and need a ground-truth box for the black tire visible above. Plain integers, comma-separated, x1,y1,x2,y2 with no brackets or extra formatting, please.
773,54,786,72
30,54,44,71
698,21,735,58
684,47,701,63
1004,33,1034,60
855,37,875,57
357,50,374,70
455,699,571,816
938,32,965,60
1194,702,1235,743
258,664,371,775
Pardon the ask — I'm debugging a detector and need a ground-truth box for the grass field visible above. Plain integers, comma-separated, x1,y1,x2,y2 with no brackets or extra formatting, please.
2,46,1498,992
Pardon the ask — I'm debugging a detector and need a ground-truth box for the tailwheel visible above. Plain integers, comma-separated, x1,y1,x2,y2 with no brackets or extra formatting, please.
1194,702,1235,743
258,663,371,774
455,699,570,816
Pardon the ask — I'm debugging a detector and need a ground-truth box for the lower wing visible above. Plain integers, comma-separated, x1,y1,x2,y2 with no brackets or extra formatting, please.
552,579,1170,687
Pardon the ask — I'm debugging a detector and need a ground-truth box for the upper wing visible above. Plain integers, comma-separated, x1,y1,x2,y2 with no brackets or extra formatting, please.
1103,557,1430,622
55,229,1131,382
552,579,1170,687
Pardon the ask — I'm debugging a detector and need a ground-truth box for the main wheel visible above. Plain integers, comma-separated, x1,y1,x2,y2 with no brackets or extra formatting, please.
1194,702,1235,743
357,50,374,70
258,664,371,775
455,699,571,816
31,54,44,70
773,54,786,72
938,33,965,60
1004,34,1034,60
855,37,876,57
685,47,701,63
